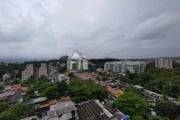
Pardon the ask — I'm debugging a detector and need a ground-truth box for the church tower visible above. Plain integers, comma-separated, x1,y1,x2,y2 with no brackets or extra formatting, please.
67,50,88,71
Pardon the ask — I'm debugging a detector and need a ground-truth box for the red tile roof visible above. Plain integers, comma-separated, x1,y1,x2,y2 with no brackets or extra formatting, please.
60,96,71,102
49,100,57,106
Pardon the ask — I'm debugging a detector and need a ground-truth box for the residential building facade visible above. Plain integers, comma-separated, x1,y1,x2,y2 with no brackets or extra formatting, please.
175,59,180,64
56,74,70,82
155,58,173,69
104,61,146,74
47,63,58,81
38,63,48,78
2,73,11,81
22,64,34,81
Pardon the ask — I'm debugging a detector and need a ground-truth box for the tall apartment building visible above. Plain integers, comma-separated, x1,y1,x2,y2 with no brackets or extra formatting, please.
155,58,173,69
22,64,34,81
38,63,48,78
47,64,57,81
104,61,146,74
175,59,180,64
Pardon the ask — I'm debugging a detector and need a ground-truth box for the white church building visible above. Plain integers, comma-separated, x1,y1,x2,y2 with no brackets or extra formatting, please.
67,50,88,71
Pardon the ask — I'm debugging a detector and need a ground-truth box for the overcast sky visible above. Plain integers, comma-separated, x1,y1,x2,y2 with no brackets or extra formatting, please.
0,0,180,59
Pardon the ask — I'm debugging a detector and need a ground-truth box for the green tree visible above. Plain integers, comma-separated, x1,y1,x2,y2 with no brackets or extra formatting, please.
22,75,36,86
149,116,169,120
43,85,59,99
126,67,180,99
155,97,179,120
7,103,33,119
113,92,149,118
101,75,108,81
68,72,76,78
69,79,108,103
11,79,20,84
57,81,68,96
132,115,144,120
58,66,67,73
0,102,8,113
0,111,17,120
0,103,33,120
39,75,50,82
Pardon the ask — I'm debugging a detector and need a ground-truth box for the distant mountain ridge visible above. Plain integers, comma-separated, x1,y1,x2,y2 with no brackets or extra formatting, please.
0,56,180,63
59,55,68,61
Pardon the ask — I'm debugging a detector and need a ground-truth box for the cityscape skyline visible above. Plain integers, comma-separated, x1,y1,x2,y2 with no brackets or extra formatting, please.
0,0,180,59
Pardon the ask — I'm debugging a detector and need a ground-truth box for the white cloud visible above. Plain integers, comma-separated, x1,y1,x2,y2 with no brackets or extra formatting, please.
0,0,180,59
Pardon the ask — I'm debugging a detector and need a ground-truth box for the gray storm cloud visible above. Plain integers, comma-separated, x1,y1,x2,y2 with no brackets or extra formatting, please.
0,0,180,59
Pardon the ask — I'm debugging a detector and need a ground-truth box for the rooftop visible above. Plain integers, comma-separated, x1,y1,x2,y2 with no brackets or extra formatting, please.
76,100,116,120
106,86,123,98
68,50,88,60
0,90,15,97
30,97,47,104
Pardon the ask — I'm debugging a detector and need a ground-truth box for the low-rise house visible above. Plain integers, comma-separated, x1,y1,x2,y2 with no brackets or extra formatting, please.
21,116,37,120
7,84,29,95
107,86,123,98
12,84,21,89
60,63,66,67
8,92,23,104
74,72,93,80
76,100,129,120
56,74,69,82
22,99,130,120
36,97,78,120
60,96,71,102
101,83,123,98
4,85,11,90
47,101,77,120
29,97,47,104
0,89,23,104
0,84,27,104
96,68,104,72
36,97,71,112
2,73,11,81
133,85,176,104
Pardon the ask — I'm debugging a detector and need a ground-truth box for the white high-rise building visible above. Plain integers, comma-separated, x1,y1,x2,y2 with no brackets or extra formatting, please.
155,58,173,69
67,50,88,71
104,61,146,74
38,63,48,78
175,59,180,64
22,64,34,81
